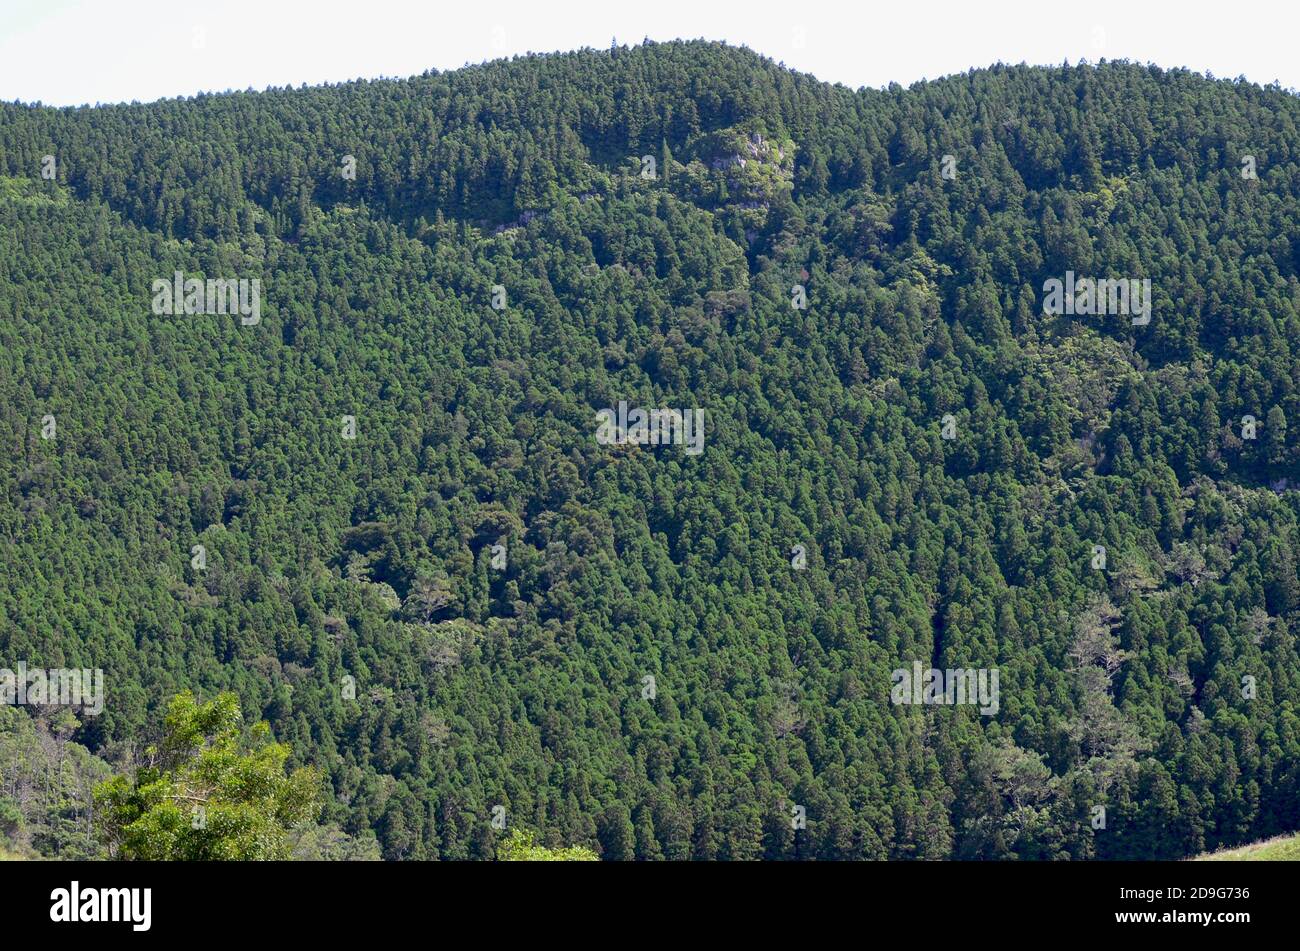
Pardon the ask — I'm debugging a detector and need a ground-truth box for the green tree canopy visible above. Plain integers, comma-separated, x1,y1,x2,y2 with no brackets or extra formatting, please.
94,692,321,860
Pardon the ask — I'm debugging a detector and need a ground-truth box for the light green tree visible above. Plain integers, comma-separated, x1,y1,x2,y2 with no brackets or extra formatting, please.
496,828,598,861
95,692,321,860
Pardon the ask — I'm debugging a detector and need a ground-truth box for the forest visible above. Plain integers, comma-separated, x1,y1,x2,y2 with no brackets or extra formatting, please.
1,40,1299,859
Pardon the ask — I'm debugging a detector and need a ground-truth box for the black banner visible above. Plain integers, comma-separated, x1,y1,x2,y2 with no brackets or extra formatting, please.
1,859,1284,939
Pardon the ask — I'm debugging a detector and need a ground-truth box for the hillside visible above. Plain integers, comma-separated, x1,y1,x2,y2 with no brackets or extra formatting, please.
1195,833,1300,860
1,41,1299,860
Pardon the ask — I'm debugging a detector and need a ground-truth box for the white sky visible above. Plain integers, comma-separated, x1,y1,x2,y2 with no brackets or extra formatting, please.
1,0,1297,107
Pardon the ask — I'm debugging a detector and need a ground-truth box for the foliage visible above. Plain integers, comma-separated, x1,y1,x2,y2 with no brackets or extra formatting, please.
0,705,110,859
93,692,321,860
1,41,1299,860
496,828,599,861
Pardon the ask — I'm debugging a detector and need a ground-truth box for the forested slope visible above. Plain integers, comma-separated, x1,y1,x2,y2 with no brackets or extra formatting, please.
2,41,1299,859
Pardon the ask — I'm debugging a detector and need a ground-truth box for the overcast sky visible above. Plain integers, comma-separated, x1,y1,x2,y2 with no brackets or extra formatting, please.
2,0,1296,107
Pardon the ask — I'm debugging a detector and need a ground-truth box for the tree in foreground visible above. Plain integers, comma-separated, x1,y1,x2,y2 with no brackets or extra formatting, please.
496,828,598,861
94,692,321,860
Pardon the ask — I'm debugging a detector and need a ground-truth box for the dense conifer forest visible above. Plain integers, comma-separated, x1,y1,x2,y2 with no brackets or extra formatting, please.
2,40,1299,859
